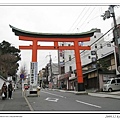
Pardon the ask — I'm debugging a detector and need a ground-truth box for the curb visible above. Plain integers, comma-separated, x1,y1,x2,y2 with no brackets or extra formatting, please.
49,88,120,98
24,95,34,111
52,89,88,95
75,91,88,95
88,93,120,99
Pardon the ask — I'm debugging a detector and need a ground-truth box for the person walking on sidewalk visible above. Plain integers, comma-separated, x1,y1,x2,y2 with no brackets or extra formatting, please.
8,81,13,99
1,82,7,100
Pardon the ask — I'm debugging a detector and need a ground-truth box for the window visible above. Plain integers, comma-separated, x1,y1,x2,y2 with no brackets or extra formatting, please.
69,55,71,61
61,66,65,74
68,44,71,46
107,43,111,47
95,44,97,48
116,79,120,83
60,53,62,57
100,44,103,49
88,56,91,59
111,80,115,84
69,66,72,72
62,54,64,59
91,51,96,55
105,60,111,66
92,57,96,62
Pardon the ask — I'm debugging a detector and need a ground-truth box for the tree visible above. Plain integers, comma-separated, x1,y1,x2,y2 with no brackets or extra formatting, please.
19,64,28,81
0,40,21,78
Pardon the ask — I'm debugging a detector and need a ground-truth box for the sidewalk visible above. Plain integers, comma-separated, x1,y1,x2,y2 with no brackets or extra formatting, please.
51,88,120,99
88,91,120,99
0,88,30,111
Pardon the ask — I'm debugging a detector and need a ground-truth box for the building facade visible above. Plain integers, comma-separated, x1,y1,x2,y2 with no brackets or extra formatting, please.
48,63,59,88
58,28,117,91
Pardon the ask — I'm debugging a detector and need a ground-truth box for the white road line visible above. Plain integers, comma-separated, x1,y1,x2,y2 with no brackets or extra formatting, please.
45,97,59,102
24,96,34,111
76,100,101,108
41,91,66,98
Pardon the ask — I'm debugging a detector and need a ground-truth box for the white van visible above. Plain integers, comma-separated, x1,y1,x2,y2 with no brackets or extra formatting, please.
103,78,120,92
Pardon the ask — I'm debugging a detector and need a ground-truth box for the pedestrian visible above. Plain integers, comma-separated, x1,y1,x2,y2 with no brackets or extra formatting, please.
1,82,7,100
37,85,41,97
13,84,15,91
8,81,13,99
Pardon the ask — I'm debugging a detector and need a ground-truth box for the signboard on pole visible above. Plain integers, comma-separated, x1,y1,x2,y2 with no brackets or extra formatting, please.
30,62,38,86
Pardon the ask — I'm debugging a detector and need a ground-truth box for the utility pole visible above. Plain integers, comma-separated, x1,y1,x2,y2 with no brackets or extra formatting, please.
102,5,120,74
58,50,61,75
46,54,53,89
45,64,49,85
95,47,99,90
49,54,53,82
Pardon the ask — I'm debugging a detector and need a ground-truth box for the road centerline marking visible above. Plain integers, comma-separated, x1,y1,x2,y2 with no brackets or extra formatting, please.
76,100,101,108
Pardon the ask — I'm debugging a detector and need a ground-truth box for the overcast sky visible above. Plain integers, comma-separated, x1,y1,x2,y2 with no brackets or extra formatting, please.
0,3,120,74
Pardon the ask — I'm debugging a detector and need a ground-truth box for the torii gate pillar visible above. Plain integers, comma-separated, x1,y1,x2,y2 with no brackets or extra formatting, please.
74,41,85,91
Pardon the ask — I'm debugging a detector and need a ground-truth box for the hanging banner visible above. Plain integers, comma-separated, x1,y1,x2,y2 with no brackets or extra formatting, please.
30,62,38,86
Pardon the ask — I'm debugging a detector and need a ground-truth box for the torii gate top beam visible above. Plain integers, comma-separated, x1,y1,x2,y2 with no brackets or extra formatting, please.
9,25,95,42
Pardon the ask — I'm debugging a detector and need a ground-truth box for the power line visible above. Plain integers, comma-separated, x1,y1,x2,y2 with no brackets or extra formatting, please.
74,7,99,30
76,7,96,32
80,40,113,59
78,15,100,32
71,7,91,32
90,27,114,47
72,7,104,33
68,7,86,32
63,26,114,64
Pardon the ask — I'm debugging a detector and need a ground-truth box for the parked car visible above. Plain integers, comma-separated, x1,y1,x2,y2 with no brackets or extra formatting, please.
103,77,120,92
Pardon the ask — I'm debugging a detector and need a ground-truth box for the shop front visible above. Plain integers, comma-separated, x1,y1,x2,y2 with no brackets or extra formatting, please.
58,72,71,90
68,74,77,90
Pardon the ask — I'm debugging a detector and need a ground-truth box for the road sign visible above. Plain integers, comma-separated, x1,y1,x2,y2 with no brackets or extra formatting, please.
20,74,24,79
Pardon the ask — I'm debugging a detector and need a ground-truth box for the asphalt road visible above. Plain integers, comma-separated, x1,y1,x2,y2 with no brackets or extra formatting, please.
26,89,120,111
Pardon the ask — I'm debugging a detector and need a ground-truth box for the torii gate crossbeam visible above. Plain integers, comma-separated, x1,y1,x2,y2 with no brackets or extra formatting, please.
10,25,95,91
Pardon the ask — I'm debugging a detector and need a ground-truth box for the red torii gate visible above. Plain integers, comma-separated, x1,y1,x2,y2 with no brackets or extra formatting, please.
10,25,95,91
